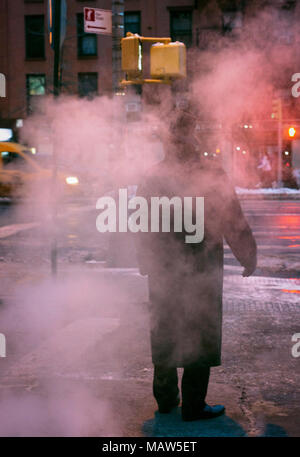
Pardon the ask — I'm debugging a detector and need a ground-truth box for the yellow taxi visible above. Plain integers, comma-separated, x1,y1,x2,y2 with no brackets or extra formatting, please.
0,142,81,198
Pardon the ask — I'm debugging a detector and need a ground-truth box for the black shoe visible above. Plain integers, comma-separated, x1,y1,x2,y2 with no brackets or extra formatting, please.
182,404,225,421
158,396,180,414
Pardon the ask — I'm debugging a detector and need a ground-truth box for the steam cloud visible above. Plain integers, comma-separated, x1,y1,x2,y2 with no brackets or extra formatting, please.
0,5,296,436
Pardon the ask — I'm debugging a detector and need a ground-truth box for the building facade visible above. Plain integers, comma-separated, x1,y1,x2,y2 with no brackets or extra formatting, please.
1,0,300,137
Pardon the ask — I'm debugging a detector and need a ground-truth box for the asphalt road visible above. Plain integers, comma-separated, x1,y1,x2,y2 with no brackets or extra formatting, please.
0,267,299,437
240,199,300,258
0,198,299,275
0,199,299,437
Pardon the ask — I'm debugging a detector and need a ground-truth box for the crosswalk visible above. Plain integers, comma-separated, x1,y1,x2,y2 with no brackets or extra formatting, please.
222,200,300,277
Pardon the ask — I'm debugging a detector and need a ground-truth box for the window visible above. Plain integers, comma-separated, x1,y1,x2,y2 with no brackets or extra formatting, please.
282,0,296,10
170,10,192,47
25,15,45,59
0,129,13,142
273,5,295,45
222,9,243,34
26,74,46,95
77,13,97,57
124,11,141,36
26,74,46,114
78,73,98,98
1,151,34,172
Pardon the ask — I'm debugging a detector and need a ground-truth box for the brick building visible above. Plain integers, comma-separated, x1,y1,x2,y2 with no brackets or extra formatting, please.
0,0,300,138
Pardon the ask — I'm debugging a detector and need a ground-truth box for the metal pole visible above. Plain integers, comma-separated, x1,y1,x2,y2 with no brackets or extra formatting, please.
51,0,61,276
112,0,124,94
53,0,61,97
108,1,139,267
277,118,283,187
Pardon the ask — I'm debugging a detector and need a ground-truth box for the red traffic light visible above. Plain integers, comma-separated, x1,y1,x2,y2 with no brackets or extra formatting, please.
288,127,296,138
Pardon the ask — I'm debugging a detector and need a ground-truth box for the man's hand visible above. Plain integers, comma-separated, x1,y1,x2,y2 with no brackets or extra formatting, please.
242,260,257,277
138,266,148,276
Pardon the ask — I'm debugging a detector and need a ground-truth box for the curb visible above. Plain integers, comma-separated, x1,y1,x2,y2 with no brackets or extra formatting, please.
237,193,300,200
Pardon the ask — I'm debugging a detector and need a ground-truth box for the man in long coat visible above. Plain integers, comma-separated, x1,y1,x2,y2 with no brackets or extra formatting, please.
135,110,257,421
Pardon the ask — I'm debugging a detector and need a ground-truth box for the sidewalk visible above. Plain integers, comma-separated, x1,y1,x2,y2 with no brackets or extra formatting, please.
0,264,299,436
236,187,300,200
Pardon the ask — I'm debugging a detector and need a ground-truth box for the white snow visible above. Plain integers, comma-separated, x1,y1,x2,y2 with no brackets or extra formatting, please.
236,187,300,195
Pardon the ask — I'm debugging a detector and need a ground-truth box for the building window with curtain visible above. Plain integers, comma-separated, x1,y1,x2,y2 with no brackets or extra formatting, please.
77,13,97,57
222,9,243,34
78,73,98,98
27,74,46,95
170,10,192,47
124,11,141,36
25,15,45,59
26,74,46,113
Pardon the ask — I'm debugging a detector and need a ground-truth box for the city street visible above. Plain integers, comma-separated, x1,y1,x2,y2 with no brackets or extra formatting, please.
1,0,300,443
226,199,300,277
0,196,299,437
1,198,300,276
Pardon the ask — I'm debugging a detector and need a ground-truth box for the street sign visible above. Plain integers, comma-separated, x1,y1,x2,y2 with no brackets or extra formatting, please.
84,7,112,35
125,101,141,112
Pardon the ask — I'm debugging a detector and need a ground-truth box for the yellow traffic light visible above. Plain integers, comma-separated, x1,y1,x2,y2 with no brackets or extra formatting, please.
121,34,142,78
150,42,186,79
120,33,186,85
288,127,296,137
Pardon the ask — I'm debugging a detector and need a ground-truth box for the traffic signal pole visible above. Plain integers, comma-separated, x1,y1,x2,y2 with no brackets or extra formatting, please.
51,0,62,276
106,0,130,267
272,97,283,187
53,0,61,97
273,97,283,187
277,117,283,187
112,0,124,94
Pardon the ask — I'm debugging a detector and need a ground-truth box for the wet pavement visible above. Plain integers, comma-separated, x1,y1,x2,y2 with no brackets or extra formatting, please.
1,198,300,276
0,198,299,436
0,265,299,437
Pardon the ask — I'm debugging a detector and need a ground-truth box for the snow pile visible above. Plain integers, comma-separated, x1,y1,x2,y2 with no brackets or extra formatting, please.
236,187,300,195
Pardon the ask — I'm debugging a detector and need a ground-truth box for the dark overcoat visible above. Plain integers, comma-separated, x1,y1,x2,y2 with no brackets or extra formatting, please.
135,157,257,368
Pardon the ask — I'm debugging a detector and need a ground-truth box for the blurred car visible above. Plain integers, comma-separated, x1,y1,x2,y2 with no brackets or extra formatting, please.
0,142,81,199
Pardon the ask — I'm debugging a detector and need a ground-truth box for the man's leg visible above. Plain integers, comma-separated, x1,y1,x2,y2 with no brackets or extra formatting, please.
181,364,225,421
153,365,180,413
181,364,210,416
